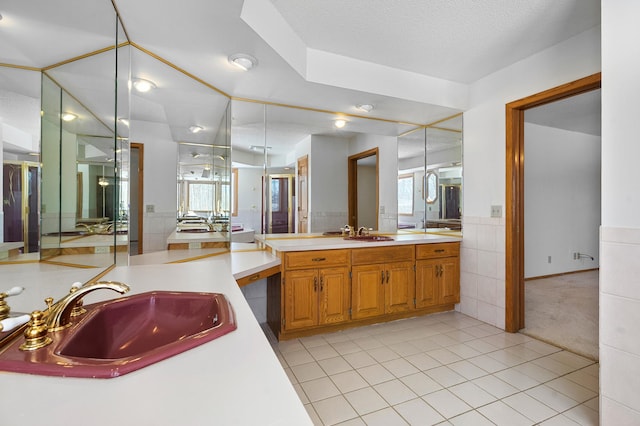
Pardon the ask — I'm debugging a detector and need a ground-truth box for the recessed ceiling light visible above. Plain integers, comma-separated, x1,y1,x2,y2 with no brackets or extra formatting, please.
189,125,204,134
61,112,77,122
334,119,347,129
228,54,258,71
132,78,157,93
250,145,271,151
356,104,374,113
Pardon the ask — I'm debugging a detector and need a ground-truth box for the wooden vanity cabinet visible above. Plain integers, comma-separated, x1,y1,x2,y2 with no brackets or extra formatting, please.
415,243,460,308
351,246,415,319
281,250,350,331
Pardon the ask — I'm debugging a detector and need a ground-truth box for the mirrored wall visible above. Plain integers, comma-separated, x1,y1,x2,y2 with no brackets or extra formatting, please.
230,100,459,238
397,114,463,234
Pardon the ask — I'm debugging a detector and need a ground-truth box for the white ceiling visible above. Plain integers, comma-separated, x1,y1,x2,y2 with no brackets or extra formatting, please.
0,0,601,167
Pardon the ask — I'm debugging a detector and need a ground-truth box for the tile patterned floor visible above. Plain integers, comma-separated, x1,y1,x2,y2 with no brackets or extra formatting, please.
263,312,599,426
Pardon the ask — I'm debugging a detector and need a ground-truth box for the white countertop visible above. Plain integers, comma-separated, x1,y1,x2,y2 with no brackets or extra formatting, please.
167,230,228,243
256,231,461,252
1,260,311,426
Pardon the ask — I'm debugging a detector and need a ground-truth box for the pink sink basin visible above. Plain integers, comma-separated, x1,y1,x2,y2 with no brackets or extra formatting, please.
344,235,394,242
0,291,236,378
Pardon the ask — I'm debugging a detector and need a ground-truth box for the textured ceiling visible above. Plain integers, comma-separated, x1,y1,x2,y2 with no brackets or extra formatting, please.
270,0,601,83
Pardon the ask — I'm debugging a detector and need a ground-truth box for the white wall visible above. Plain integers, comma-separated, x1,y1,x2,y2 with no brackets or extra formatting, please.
233,167,263,233
309,135,349,232
356,164,376,229
524,123,600,278
461,26,601,328
600,1,640,423
130,120,178,253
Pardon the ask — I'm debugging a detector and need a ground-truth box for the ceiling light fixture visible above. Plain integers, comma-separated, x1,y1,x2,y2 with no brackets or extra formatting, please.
334,119,347,129
118,118,130,126
249,145,271,151
189,125,204,134
228,54,258,71
132,78,157,93
356,104,374,113
61,112,77,122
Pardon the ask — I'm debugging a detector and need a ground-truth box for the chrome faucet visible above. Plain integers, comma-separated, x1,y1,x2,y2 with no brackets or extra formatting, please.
45,281,130,331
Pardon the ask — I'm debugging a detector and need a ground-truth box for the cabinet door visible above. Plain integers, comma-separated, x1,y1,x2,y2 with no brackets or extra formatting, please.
415,259,439,309
440,257,460,304
385,261,415,313
283,269,318,330
319,267,350,325
351,264,385,319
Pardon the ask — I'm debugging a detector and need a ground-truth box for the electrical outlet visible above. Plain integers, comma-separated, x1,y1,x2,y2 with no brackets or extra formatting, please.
145,204,155,213
573,252,579,260
94,246,110,254
547,256,552,263
379,205,385,214
490,205,502,218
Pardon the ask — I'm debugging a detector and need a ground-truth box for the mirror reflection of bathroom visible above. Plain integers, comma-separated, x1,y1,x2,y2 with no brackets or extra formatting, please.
397,114,463,234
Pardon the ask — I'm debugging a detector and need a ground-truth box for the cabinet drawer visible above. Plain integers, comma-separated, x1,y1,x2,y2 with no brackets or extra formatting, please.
416,242,460,259
352,245,414,265
285,249,349,269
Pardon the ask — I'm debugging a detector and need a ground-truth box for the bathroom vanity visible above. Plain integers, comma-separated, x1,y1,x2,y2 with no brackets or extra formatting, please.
2,259,311,426
256,233,461,340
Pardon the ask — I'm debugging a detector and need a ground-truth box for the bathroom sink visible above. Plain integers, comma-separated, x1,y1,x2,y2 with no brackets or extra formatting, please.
344,235,394,242
0,291,236,378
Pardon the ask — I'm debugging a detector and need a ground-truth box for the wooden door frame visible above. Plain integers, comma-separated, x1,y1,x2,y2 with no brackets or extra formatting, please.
131,142,144,254
504,73,601,332
348,148,379,229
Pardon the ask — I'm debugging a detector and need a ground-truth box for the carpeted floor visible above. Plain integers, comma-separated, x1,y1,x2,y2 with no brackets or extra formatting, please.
521,270,599,360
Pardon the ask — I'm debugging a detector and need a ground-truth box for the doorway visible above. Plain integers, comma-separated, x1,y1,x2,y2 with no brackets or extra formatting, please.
130,143,144,255
266,174,294,233
505,73,601,332
2,161,39,253
348,148,378,229
297,156,308,233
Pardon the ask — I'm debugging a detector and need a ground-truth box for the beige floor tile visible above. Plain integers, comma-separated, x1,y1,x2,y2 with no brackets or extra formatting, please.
471,375,519,399
447,360,488,380
545,376,597,403
343,351,378,369
381,357,420,378
368,346,400,363
357,364,395,385
301,376,341,402
494,367,540,391
563,404,599,426
404,352,442,371
312,395,359,425
448,410,496,426
308,344,340,361
344,387,389,415
361,407,409,426
422,389,472,418
467,354,508,373
318,356,353,375
399,372,443,396
477,400,532,426
502,392,557,423
373,379,417,405
292,361,328,382
394,397,445,425
525,384,580,412
448,381,496,408
426,365,467,387
331,370,369,393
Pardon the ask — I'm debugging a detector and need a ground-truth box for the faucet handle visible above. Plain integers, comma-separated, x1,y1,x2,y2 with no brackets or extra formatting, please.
2,286,24,297
19,311,52,351
0,314,30,333
0,286,25,321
